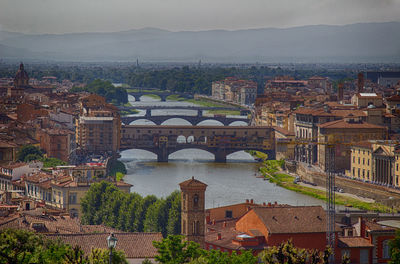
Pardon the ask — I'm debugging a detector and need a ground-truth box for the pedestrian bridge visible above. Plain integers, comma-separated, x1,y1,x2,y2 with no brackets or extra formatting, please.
120,125,275,162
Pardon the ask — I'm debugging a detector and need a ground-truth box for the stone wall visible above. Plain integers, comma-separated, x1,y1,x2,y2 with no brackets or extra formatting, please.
295,163,400,207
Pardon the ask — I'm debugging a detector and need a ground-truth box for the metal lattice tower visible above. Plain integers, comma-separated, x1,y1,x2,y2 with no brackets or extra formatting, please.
326,144,335,262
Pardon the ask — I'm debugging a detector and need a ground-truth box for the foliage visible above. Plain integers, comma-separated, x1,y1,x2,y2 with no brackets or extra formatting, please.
17,145,43,162
389,229,400,263
81,181,181,236
259,240,331,264
71,79,128,105
153,235,204,264
88,248,128,264
41,157,67,168
0,228,69,264
64,245,88,264
109,160,127,177
142,259,153,264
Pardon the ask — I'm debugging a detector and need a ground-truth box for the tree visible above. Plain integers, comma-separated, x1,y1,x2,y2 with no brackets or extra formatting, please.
17,145,43,162
64,245,88,264
88,248,128,264
258,240,332,264
153,235,204,264
0,228,69,264
390,229,400,263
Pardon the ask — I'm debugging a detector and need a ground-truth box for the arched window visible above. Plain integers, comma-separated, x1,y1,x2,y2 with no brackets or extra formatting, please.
192,220,200,235
383,240,390,259
193,194,199,207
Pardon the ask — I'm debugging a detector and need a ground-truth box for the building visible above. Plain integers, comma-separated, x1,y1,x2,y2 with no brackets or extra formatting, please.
317,116,387,172
308,76,331,93
76,94,121,154
351,93,384,108
211,78,257,105
37,128,75,162
180,177,207,248
0,162,41,191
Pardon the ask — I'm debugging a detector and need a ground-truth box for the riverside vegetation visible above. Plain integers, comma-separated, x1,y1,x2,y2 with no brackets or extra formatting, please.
250,151,392,213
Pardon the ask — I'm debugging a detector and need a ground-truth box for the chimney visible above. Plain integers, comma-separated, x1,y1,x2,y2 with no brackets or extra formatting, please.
338,83,344,101
250,199,254,204
274,201,278,206
263,202,266,206
223,221,227,228
268,202,272,207
246,199,249,203
358,216,366,238
212,219,216,225
217,233,222,240
357,72,364,93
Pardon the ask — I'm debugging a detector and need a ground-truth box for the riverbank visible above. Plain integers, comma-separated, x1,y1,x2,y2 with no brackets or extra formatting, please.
250,151,392,212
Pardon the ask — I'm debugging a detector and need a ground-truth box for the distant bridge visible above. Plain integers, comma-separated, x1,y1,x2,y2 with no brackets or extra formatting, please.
128,89,193,102
121,109,250,126
120,125,275,162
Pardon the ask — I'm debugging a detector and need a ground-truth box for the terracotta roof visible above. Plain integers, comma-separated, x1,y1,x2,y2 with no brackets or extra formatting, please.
46,232,162,259
318,119,387,129
273,126,294,136
352,141,373,149
338,237,373,248
251,206,329,234
179,177,208,188
365,220,397,232
386,95,400,102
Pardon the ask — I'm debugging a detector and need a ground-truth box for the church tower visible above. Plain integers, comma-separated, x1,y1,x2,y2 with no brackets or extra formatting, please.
179,177,207,248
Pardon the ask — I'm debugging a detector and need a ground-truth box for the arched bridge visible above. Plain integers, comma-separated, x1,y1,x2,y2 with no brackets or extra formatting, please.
120,125,275,162
121,109,250,126
128,89,193,102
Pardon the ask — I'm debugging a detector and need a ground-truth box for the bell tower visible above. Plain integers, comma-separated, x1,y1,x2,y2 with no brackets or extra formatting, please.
179,177,207,248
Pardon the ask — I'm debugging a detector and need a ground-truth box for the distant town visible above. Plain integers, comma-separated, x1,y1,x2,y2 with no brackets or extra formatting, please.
1,61,400,263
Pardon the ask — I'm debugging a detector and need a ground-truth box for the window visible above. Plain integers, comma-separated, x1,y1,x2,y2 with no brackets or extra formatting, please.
358,157,360,164
358,168,360,177
360,249,369,264
353,156,355,163
352,168,355,176
363,158,365,165
225,210,233,218
192,221,200,235
193,194,199,207
383,240,390,259
69,193,77,204
368,159,370,166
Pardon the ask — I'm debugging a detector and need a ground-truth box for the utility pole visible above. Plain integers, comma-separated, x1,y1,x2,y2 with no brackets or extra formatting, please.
326,144,335,263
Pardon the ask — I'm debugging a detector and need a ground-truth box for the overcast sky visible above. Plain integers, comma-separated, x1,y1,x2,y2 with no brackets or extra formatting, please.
1,0,400,34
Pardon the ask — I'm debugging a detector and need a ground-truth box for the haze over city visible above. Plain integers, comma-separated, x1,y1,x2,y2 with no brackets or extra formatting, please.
1,0,400,33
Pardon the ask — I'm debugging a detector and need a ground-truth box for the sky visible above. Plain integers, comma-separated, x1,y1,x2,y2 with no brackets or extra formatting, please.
1,0,400,34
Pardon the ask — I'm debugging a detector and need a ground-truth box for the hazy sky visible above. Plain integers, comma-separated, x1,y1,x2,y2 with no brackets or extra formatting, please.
1,0,400,34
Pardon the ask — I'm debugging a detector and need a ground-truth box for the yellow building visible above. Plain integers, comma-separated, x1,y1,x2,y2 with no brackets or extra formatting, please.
348,142,373,181
348,141,399,187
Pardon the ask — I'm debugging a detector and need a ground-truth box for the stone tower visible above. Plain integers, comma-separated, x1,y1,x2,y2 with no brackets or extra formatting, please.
179,177,207,248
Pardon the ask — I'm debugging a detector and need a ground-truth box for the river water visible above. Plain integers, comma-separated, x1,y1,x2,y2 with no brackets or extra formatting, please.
121,95,328,209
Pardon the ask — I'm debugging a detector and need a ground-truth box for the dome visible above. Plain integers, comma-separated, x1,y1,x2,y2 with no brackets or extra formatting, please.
367,104,376,109
15,63,29,80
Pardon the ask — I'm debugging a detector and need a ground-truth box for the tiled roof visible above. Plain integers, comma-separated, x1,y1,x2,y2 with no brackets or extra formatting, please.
365,220,397,232
318,119,386,129
252,206,330,234
338,237,373,248
352,141,373,149
273,126,295,136
179,177,207,188
46,232,162,259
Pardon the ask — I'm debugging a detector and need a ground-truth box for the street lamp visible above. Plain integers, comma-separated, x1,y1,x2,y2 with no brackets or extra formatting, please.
107,233,118,264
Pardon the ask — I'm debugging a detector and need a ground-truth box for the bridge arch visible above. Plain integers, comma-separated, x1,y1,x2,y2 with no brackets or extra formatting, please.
129,119,157,125
119,148,158,159
138,94,162,101
196,120,224,126
168,148,215,160
160,118,193,126
228,120,249,126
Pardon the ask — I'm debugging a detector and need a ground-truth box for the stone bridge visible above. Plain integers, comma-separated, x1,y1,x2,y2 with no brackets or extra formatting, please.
121,109,250,126
120,125,275,162
128,89,193,102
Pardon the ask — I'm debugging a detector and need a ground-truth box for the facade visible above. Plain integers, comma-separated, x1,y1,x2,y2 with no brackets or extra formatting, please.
76,94,121,153
211,77,257,105
318,117,387,172
37,128,75,162
180,177,207,248
351,93,384,108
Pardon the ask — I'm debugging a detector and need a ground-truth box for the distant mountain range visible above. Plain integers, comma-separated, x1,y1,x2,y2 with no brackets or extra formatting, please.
0,22,399,63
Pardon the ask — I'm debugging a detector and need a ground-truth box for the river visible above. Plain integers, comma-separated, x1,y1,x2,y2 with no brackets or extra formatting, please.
120,95,329,209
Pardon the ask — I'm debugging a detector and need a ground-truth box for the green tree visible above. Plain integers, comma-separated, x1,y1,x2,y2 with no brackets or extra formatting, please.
166,191,181,236
153,235,204,264
0,228,69,264
390,229,400,263
64,245,88,264
88,248,128,264
17,145,43,162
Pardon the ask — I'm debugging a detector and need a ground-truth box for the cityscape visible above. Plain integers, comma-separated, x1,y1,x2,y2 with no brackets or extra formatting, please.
1,1,400,264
